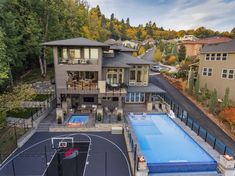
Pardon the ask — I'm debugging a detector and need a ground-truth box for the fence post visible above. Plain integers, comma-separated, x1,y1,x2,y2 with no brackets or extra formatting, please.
191,121,194,130
134,144,137,176
197,126,200,135
213,138,216,149
14,125,17,148
205,131,208,142
223,146,227,155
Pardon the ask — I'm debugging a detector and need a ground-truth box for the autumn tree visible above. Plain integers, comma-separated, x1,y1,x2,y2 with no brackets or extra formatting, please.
138,46,145,55
154,48,162,62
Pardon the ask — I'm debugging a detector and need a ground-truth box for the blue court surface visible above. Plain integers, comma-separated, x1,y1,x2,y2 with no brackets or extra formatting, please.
129,114,217,173
0,132,131,176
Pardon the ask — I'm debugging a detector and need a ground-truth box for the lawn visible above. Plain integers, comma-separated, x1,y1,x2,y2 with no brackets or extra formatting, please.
6,108,39,119
32,94,50,101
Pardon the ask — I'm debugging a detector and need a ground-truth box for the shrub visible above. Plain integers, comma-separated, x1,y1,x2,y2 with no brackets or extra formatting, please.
57,116,62,124
117,113,122,121
96,113,102,121
166,55,177,65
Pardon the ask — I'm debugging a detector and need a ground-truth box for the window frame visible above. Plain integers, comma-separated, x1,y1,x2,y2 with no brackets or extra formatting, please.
221,68,234,80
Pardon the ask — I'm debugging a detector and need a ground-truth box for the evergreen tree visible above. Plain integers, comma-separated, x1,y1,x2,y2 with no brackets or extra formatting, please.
209,89,217,114
194,78,200,99
222,88,230,109
188,71,194,95
178,45,186,62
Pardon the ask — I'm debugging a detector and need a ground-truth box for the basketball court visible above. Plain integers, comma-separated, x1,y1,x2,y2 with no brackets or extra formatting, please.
0,132,131,176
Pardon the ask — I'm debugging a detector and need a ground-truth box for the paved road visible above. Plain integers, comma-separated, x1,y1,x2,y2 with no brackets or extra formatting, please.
150,75,235,152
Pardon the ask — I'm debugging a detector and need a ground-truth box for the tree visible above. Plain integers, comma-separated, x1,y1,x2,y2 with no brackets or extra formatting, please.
178,45,186,62
138,46,145,55
154,48,162,62
166,55,177,65
209,89,217,114
221,88,230,109
0,29,8,86
188,71,194,95
194,78,200,99
0,84,36,128
230,28,235,39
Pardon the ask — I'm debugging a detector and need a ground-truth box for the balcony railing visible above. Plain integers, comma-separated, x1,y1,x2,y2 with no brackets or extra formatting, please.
104,83,127,96
58,58,98,65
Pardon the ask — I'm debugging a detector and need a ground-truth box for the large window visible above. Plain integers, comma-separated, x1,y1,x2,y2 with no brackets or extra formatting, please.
221,69,234,79
106,68,124,85
84,48,99,59
129,66,148,86
125,92,145,103
202,67,213,76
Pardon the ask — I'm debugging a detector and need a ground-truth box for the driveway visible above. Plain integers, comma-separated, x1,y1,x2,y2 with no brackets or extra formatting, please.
150,75,235,152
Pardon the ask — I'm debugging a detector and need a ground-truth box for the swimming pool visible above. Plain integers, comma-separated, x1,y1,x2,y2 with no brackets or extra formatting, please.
129,114,217,173
66,115,89,127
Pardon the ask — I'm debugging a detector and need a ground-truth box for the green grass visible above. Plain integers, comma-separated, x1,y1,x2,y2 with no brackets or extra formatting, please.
6,108,39,119
32,94,50,101
19,67,54,84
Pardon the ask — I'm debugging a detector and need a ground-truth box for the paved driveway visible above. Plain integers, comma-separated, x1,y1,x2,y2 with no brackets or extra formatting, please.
150,75,235,152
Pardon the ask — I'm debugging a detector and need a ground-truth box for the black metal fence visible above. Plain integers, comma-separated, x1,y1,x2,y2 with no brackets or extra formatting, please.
0,94,56,165
159,94,235,157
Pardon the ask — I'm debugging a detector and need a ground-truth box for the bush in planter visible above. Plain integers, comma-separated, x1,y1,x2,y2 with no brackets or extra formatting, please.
57,116,62,124
96,113,102,121
117,113,122,121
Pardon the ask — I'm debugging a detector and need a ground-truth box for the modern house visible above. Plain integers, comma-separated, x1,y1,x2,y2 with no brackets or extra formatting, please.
182,37,232,57
42,37,165,115
122,40,140,49
198,40,235,101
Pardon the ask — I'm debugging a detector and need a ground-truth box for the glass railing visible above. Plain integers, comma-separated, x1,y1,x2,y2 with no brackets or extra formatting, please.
159,94,235,157
58,58,98,65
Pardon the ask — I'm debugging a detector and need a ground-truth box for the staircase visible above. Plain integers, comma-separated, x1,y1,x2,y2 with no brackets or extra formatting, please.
36,122,51,132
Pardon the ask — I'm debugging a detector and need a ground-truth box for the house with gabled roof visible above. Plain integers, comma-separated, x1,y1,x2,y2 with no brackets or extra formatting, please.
198,40,235,101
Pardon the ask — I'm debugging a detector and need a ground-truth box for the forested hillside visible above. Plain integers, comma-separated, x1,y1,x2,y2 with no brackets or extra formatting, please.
0,0,235,90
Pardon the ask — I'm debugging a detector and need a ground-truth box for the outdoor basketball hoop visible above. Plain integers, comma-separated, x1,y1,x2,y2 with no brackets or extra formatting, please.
58,142,68,148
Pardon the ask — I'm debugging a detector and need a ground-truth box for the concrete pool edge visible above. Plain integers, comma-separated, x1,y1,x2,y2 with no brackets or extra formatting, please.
127,113,219,174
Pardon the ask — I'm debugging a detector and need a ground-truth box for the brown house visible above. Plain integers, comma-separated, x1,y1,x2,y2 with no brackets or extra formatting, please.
182,37,232,57
198,40,235,102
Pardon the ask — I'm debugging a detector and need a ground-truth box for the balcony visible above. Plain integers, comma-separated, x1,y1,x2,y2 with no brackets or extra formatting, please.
58,80,99,94
58,58,98,65
102,83,127,96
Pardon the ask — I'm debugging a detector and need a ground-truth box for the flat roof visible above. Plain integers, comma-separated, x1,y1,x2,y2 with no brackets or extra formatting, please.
128,83,166,93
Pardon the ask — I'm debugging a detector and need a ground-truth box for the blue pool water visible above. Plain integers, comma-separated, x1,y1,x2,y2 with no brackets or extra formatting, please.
129,114,217,173
68,115,89,124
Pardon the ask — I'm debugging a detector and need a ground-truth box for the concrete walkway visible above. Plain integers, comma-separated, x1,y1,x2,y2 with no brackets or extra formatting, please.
150,75,235,152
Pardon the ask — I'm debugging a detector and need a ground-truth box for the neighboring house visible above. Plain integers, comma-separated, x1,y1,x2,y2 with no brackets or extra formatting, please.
42,37,164,114
142,38,155,46
182,37,232,57
178,35,198,42
198,40,235,101
122,40,140,49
